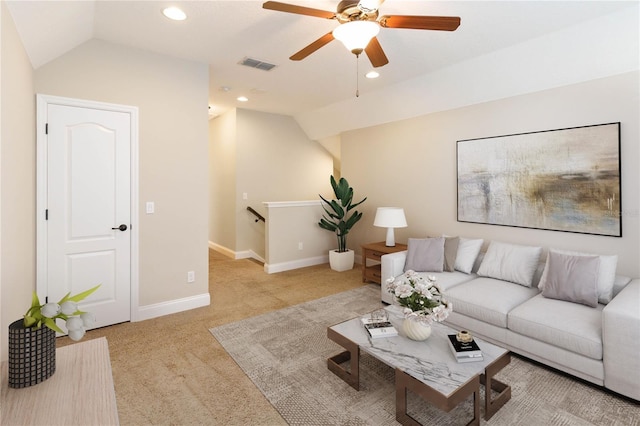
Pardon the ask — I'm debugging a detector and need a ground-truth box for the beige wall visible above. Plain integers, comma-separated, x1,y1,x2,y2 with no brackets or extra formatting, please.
1,1,36,361
343,71,640,278
317,135,341,178
209,109,237,251
34,39,209,306
210,108,333,259
264,201,335,271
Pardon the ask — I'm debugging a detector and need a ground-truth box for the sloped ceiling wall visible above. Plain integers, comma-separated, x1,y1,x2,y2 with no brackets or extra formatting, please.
295,6,639,140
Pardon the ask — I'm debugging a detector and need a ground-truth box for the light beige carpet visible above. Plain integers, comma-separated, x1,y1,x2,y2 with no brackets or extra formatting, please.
211,285,640,426
56,249,365,425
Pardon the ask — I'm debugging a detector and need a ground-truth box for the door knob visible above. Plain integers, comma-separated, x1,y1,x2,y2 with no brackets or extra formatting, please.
112,224,128,231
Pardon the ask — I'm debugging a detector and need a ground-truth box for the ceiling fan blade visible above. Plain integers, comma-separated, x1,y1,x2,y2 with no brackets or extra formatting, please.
263,1,336,19
290,32,335,61
379,15,461,31
364,37,389,68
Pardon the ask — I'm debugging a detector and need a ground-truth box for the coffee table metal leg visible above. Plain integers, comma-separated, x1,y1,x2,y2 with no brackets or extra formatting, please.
395,368,480,426
327,328,360,390
481,352,511,420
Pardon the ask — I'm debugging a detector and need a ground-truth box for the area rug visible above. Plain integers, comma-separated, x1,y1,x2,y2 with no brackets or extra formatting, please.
210,285,639,425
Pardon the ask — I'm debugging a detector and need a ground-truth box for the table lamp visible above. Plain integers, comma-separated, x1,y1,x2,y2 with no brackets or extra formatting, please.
373,207,407,247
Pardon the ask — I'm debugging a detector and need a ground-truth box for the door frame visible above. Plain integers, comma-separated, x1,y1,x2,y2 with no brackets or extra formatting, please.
36,94,140,322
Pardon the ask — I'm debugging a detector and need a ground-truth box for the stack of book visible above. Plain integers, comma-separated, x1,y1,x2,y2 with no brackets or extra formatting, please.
361,317,398,339
447,334,483,362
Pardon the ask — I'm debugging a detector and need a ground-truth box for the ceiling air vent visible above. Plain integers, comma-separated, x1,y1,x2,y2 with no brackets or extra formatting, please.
239,57,277,71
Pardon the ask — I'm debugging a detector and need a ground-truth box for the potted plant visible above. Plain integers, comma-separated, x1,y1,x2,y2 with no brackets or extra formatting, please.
318,175,366,271
386,271,452,340
8,285,100,388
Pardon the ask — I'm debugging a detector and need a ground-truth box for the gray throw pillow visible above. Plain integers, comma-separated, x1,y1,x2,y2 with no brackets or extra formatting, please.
443,237,460,272
404,237,445,273
541,251,600,308
538,249,618,304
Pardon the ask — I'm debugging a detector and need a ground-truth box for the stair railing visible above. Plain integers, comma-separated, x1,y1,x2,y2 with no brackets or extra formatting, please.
246,206,265,223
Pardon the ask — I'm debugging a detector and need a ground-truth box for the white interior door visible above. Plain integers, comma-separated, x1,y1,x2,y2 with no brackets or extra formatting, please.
39,98,136,330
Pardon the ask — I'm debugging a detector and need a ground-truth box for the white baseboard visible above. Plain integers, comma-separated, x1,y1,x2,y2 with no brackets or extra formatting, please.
209,241,235,258
235,249,265,263
264,255,329,274
209,241,364,274
136,293,211,322
209,241,265,263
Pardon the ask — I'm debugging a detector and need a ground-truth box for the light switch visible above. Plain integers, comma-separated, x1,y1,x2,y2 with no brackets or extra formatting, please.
146,202,155,214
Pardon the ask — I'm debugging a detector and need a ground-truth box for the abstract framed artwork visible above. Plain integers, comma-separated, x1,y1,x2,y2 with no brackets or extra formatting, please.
457,122,621,237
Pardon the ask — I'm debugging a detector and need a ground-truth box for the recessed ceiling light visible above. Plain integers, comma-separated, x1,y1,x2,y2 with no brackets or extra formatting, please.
237,96,249,102
365,71,380,79
162,7,186,21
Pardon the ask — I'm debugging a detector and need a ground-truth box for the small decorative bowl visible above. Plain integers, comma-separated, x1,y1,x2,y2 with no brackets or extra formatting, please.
456,330,473,343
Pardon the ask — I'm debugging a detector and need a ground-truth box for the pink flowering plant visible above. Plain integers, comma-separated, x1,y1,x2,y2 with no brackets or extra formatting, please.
387,270,452,325
23,285,100,341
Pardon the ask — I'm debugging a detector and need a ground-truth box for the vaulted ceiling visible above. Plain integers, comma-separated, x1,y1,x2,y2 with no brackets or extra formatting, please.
6,1,639,139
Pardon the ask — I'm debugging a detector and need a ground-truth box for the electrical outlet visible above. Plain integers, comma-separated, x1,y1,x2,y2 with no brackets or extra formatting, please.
298,242,303,250
187,271,195,283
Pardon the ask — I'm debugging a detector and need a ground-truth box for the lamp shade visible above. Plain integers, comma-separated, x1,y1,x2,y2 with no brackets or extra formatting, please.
332,21,380,55
373,207,407,246
373,207,407,228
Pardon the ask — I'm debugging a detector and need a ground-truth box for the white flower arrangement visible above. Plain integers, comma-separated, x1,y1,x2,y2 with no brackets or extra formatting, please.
386,270,453,325
23,285,100,341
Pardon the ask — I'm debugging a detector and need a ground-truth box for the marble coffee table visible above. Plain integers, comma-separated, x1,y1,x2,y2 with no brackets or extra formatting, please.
327,309,511,426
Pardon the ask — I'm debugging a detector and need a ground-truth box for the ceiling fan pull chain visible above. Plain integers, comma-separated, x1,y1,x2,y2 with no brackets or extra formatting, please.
356,54,360,98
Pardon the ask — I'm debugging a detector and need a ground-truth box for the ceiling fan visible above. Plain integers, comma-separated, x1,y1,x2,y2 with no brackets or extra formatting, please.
262,0,461,68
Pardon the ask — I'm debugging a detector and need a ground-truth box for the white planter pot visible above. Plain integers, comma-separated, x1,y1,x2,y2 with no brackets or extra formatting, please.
402,319,432,341
329,249,354,272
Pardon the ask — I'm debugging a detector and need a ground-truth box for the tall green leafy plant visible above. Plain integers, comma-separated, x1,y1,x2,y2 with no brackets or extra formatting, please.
318,175,367,253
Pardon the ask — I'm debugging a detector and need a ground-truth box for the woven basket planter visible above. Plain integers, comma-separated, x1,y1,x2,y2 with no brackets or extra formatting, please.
8,319,56,388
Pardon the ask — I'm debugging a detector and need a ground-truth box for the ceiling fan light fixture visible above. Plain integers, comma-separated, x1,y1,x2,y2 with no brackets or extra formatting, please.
357,0,383,14
162,7,187,21
333,21,380,55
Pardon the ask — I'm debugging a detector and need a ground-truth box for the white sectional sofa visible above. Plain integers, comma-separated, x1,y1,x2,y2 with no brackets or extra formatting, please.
381,238,640,401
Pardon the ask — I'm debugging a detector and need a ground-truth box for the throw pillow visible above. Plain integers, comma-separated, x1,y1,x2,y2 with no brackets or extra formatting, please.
443,237,460,272
453,237,483,274
541,251,600,308
477,241,542,287
538,249,618,304
404,237,445,272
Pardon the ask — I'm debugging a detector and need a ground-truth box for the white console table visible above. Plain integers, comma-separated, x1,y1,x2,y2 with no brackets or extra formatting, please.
1,337,119,425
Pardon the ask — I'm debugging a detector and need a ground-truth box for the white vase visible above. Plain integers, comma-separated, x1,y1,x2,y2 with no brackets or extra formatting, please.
329,249,354,272
402,319,432,341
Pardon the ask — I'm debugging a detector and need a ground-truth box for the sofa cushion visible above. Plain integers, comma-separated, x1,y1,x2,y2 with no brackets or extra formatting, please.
477,241,542,287
454,237,483,274
508,294,603,360
531,261,548,288
412,271,478,293
444,277,539,328
404,237,444,272
539,249,618,304
540,251,600,307
612,275,632,298
443,237,460,272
